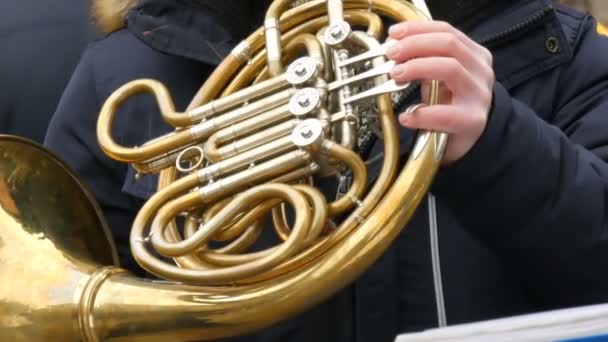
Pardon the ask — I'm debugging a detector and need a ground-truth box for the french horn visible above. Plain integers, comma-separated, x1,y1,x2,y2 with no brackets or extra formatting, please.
0,0,447,340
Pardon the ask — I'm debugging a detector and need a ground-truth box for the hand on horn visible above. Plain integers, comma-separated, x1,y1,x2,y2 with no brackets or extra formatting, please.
386,21,495,166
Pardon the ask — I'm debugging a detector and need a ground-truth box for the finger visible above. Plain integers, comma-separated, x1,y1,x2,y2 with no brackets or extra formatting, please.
421,81,452,105
390,57,476,96
389,21,478,50
386,32,488,73
388,21,492,63
398,105,479,133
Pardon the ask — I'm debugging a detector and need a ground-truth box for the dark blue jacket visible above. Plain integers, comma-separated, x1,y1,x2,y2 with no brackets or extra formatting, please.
44,0,608,341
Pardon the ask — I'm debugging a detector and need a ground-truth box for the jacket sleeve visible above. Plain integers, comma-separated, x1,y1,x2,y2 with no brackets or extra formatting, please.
43,45,145,275
431,17,608,308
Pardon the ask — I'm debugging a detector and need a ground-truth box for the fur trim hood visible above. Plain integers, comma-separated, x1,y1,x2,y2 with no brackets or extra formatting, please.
92,0,138,33
91,0,262,34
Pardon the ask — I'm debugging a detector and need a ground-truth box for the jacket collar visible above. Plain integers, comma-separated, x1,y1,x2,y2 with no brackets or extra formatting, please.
428,0,505,27
462,0,551,41
459,0,571,89
125,0,271,66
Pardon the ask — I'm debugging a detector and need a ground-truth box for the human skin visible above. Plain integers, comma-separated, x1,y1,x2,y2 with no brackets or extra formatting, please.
386,21,495,166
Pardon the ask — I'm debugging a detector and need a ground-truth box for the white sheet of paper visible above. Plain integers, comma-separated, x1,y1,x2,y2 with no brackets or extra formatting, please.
395,304,608,342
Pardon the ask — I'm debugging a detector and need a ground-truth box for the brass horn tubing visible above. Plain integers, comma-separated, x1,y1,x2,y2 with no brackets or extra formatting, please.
273,185,328,245
131,134,296,255
190,88,294,141
263,0,405,78
131,146,309,265
197,185,327,267
155,164,211,269
294,184,328,246
144,151,314,272
183,200,267,257
188,58,239,111
333,50,357,151
272,162,321,184
216,111,334,174
197,135,295,183
191,198,276,249
97,79,195,163
254,32,326,84
264,0,294,76
260,0,385,75
237,48,402,286
129,138,297,266
198,238,275,267
153,56,268,189
183,46,246,133
213,110,333,162
132,143,204,174
123,91,290,170
186,9,268,109
216,119,298,161
155,14,254,241
255,167,321,245
195,200,284,267
196,198,235,241
196,97,400,284
165,77,397,285
157,32,291,191
221,75,417,287
163,221,212,270
143,184,313,284
272,204,291,242
187,74,291,125
207,220,264,255
289,33,326,73
204,103,293,162
189,42,253,111
153,5,267,268
327,0,346,25
203,199,281,245
198,149,313,204
155,0,411,283
133,170,212,270
264,0,378,76
130,115,422,299
225,11,381,96
322,141,368,217
317,28,335,82
185,202,276,268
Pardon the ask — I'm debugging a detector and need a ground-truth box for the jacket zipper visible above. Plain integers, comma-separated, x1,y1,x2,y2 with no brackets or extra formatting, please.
428,194,447,327
393,6,553,329
476,6,552,48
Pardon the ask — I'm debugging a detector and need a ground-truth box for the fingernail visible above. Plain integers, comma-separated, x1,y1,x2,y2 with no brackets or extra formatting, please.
390,65,406,80
386,44,400,59
389,24,405,37
399,113,410,126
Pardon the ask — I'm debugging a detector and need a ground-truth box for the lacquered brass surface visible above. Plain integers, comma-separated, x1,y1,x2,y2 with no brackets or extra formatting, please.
0,136,118,341
1,1,450,341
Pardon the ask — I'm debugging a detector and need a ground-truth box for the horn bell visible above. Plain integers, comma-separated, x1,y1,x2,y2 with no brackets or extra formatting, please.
0,136,118,341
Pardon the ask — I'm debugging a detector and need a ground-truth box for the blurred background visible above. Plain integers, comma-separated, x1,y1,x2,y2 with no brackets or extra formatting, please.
0,0,96,144
592,1,608,22
563,0,608,22
0,0,604,144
